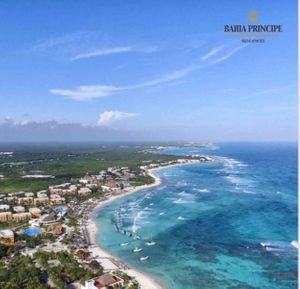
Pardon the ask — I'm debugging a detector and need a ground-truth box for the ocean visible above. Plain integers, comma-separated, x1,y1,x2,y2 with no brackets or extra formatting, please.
93,143,298,289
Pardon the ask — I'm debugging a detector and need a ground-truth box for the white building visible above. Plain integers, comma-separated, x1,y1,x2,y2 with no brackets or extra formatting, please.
81,274,124,289
78,187,92,196
0,204,10,211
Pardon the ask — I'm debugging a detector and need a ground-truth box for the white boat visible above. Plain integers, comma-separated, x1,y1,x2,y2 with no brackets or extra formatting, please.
120,242,129,247
291,240,298,249
133,247,143,253
146,241,156,246
140,256,149,261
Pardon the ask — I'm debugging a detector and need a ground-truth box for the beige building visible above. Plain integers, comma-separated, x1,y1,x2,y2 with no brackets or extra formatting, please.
29,207,41,218
50,197,65,205
0,212,12,222
61,189,77,196
4,197,17,204
48,188,63,195
17,197,34,205
12,212,31,222
34,197,50,206
13,206,25,213
0,229,14,245
78,187,92,196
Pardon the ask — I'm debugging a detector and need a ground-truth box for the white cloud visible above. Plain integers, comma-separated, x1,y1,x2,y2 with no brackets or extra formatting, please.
70,45,158,61
70,46,133,61
51,44,247,101
1,112,138,129
0,117,145,142
50,66,198,100
222,84,297,104
50,85,119,100
98,111,138,125
131,66,197,88
211,45,245,64
200,45,225,61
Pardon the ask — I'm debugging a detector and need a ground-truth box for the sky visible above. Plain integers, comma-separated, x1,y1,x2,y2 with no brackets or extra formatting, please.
0,0,297,142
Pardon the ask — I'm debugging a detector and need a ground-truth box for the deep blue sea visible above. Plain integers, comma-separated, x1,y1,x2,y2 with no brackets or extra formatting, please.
93,143,298,289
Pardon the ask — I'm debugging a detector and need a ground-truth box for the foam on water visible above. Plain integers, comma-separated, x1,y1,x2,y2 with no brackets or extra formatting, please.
194,188,210,193
132,211,144,233
96,143,298,289
172,198,194,204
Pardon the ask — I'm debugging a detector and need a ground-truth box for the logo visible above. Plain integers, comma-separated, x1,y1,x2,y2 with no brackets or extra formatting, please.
248,10,259,22
224,11,283,43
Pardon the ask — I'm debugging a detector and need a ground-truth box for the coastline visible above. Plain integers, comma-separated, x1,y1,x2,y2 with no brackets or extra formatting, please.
84,160,202,289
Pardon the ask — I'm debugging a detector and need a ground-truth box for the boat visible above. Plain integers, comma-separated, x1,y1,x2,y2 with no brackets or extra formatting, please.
291,240,298,249
120,242,129,247
146,241,156,246
133,247,143,253
140,256,149,261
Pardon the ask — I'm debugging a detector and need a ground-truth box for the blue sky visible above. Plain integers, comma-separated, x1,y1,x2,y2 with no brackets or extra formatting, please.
0,0,297,142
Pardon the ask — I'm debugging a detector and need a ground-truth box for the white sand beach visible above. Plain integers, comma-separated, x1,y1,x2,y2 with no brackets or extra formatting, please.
85,170,164,289
84,161,203,289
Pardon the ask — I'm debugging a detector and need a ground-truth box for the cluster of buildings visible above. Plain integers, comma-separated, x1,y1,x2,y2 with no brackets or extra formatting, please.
0,203,41,222
0,166,138,228
79,167,136,192
0,163,181,289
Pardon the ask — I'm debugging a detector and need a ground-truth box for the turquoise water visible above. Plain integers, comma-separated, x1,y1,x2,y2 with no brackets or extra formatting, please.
23,228,43,236
93,143,298,289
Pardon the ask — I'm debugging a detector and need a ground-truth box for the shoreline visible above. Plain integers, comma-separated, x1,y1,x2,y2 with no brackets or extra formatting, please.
84,160,203,289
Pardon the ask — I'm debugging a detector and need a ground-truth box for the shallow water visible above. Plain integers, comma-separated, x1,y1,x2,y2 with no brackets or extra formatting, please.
93,143,298,289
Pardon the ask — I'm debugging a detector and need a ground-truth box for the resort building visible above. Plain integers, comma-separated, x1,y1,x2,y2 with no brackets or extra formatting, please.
47,224,63,235
13,206,25,213
24,192,35,197
4,196,17,204
36,191,48,198
8,192,24,197
48,188,63,195
0,204,10,211
62,188,77,195
50,197,66,205
0,229,14,245
12,212,32,222
39,213,57,224
81,273,124,289
29,207,41,218
86,183,99,190
100,185,111,192
0,212,12,222
104,179,119,189
34,197,50,206
69,184,78,191
17,197,34,205
78,187,92,196
37,190,47,197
